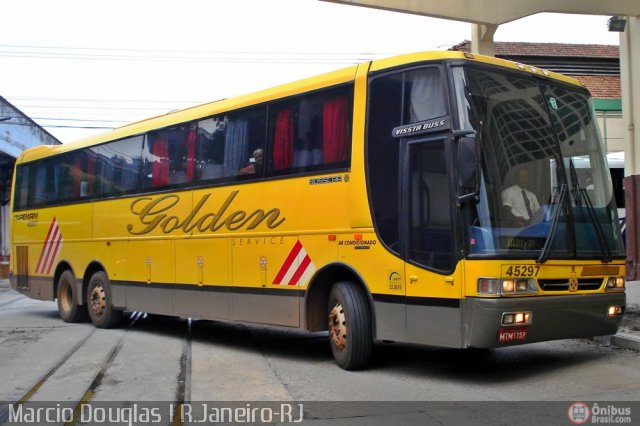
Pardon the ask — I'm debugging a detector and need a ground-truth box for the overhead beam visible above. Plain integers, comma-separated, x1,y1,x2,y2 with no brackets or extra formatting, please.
471,23,498,55
321,0,639,25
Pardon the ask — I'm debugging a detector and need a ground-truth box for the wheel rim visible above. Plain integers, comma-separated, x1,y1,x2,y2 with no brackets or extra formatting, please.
329,302,347,350
89,284,106,317
59,280,73,313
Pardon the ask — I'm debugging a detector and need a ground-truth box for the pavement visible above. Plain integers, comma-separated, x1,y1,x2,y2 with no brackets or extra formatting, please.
0,277,639,350
611,280,640,351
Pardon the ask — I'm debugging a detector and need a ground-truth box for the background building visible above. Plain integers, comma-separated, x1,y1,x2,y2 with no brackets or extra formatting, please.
0,96,60,277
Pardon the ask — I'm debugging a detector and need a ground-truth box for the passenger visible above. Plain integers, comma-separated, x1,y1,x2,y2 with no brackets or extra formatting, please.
239,148,264,175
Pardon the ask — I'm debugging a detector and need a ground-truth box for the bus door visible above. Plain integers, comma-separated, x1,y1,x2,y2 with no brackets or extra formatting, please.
402,137,463,346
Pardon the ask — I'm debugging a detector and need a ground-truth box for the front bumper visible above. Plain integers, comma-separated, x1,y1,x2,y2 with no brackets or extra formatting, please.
462,293,626,348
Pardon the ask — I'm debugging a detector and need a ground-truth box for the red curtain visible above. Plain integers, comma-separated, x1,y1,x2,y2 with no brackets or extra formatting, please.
273,109,294,170
151,136,169,187
323,96,348,163
185,129,196,181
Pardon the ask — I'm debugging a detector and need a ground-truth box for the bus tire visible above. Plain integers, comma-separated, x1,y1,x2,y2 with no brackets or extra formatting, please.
86,271,123,329
56,270,87,323
327,281,373,370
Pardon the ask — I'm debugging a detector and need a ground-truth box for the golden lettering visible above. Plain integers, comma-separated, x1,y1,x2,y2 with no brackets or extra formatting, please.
226,210,247,230
127,195,180,235
127,191,286,235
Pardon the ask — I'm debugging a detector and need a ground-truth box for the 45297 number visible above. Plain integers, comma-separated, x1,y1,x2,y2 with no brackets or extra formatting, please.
505,265,540,277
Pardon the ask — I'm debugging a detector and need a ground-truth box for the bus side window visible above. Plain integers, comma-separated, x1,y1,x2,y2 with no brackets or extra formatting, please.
13,164,29,210
268,87,351,175
225,108,266,179
367,72,403,252
91,136,143,197
171,125,197,186
196,108,266,183
405,68,446,123
142,125,197,189
28,162,48,206
197,116,226,181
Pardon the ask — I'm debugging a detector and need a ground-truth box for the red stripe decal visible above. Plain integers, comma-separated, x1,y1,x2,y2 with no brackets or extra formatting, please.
287,255,311,285
39,226,60,275
45,232,63,274
35,218,57,273
273,241,302,284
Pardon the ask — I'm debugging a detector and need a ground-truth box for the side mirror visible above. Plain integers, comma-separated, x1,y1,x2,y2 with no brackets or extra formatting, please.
457,137,479,202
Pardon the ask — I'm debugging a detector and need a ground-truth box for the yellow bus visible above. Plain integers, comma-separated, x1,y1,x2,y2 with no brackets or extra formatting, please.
10,51,626,369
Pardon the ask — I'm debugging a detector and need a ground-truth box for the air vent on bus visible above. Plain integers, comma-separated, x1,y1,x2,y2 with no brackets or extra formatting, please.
538,278,603,292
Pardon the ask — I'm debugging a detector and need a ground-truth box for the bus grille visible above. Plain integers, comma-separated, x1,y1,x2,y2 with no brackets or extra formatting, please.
537,279,603,292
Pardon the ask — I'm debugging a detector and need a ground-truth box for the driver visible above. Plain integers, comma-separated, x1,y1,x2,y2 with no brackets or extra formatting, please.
501,168,540,227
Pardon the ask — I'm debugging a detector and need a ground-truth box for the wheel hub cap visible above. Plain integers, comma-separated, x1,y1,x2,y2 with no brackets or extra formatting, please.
89,285,106,317
329,303,347,350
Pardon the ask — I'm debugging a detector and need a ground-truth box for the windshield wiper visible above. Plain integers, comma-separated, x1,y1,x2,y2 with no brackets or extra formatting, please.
579,188,612,262
537,183,567,264
568,159,612,262
569,158,582,206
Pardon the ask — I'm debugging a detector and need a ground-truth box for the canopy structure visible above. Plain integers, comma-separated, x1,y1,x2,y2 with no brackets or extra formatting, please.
322,0,640,278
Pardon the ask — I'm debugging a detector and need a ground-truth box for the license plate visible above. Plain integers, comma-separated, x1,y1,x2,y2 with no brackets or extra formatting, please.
498,327,529,343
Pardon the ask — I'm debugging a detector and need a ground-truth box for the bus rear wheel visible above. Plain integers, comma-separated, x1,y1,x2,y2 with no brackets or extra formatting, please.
87,271,123,329
56,270,87,323
327,281,373,370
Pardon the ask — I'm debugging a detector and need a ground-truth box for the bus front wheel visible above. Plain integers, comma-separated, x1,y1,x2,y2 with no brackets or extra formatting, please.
327,281,373,370
56,270,87,323
87,271,123,329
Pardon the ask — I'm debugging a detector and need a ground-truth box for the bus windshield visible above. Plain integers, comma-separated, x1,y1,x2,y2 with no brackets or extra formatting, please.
453,66,625,260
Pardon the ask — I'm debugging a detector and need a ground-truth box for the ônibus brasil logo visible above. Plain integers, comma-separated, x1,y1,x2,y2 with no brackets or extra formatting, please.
568,402,591,424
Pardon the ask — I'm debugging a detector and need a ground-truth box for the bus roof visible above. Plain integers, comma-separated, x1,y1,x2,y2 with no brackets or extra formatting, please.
17,51,584,164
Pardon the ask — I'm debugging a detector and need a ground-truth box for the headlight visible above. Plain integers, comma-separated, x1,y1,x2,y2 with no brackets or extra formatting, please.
478,278,538,296
607,306,623,317
502,311,532,325
478,278,500,295
605,276,625,291
502,279,515,293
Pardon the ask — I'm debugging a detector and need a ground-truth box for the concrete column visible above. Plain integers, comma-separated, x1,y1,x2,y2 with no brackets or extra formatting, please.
621,16,640,279
471,23,498,56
